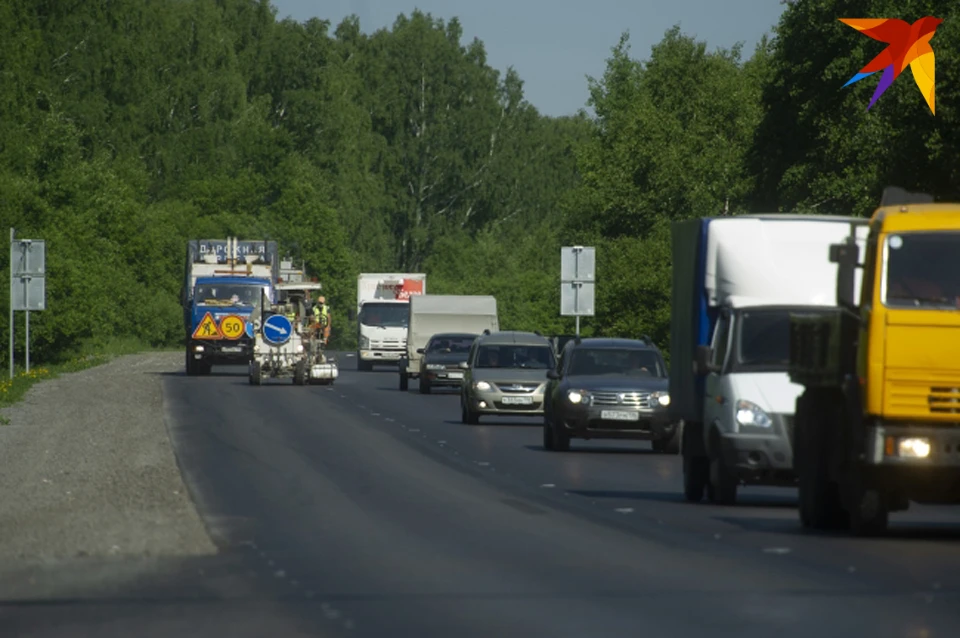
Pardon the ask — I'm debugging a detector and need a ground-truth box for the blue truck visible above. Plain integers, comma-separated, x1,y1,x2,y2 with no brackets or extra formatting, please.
181,238,279,375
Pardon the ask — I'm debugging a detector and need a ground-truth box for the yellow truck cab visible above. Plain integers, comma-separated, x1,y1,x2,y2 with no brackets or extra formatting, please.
789,186,960,535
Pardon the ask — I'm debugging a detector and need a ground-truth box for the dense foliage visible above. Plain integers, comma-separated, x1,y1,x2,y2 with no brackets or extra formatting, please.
1,0,957,363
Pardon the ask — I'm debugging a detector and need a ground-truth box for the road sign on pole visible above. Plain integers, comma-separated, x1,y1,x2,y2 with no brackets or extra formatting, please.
560,246,596,337
9,233,47,376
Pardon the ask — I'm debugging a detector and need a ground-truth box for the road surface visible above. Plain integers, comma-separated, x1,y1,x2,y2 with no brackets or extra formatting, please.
5,353,960,637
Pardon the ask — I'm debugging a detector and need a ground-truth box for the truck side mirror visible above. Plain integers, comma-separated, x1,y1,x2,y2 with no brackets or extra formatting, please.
829,239,860,308
693,344,714,376
416,348,425,354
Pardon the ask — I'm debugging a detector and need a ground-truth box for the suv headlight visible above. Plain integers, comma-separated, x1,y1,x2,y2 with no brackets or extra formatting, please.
735,399,772,429
359,335,370,348
567,389,591,405
650,391,670,407
474,380,491,391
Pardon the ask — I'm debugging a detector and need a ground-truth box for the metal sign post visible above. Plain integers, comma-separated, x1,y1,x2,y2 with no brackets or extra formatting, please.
560,246,595,336
9,230,47,377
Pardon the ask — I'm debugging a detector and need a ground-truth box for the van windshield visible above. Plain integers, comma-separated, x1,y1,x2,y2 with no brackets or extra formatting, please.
359,303,409,328
194,284,263,308
884,232,960,308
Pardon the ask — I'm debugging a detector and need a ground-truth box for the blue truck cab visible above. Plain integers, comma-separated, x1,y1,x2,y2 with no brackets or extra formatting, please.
186,276,274,375
182,238,279,376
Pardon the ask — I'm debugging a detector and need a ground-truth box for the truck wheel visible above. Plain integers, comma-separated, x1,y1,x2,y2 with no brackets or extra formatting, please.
847,486,889,537
707,455,738,505
399,372,408,391
419,377,431,394
796,392,847,530
185,350,197,376
681,421,709,502
249,361,262,386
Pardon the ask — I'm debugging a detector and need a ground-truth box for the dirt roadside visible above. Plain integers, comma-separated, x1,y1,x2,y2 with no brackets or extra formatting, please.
0,352,217,564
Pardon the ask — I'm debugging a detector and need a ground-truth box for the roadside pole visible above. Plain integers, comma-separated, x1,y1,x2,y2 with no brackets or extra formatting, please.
560,246,595,337
10,231,47,377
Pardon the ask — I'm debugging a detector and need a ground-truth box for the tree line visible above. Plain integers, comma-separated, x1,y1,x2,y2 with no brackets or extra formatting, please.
1,0,957,363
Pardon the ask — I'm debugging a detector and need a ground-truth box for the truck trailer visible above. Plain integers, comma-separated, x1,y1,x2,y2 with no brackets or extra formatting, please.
398,295,499,392
670,214,867,505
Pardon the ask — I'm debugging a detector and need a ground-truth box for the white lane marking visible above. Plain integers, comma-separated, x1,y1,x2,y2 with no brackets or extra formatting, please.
409,428,420,432
477,461,490,466
713,533,722,540
345,353,355,357
274,570,286,578
267,559,275,566
371,412,380,416
615,507,634,514
384,417,395,422
762,547,791,554
540,483,555,488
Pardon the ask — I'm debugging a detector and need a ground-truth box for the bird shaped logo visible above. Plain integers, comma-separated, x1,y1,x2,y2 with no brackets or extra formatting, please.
839,17,942,115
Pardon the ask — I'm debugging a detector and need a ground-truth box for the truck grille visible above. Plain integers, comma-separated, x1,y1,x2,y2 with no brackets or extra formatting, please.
591,391,652,408
370,339,404,350
930,387,960,414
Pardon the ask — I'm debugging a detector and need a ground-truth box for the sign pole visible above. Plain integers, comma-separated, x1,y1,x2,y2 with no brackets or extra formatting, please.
23,245,28,373
9,228,13,379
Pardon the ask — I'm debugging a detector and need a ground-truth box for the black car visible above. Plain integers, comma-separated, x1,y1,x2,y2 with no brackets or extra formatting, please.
415,333,477,393
543,337,679,453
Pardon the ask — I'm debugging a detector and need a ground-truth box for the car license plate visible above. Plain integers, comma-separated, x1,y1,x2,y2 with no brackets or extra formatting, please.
447,371,463,379
221,346,242,353
601,410,639,421
501,395,533,405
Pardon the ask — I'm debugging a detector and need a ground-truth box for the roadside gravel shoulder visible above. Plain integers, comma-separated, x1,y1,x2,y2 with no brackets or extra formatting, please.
0,351,217,564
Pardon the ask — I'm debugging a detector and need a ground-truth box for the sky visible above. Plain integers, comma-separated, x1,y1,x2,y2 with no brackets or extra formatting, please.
269,1,788,117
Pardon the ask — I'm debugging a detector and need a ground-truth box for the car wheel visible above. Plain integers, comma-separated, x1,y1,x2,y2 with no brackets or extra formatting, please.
542,415,555,450
707,455,738,505
399,372,408,391
553,419,570,451
419,376,431,394
682,452,709,502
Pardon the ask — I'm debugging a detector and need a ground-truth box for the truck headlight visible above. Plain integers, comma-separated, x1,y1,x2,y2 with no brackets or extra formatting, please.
474,380,491,391
735,399,772,429
359,335,370,348
194,345,204,352
567,390,591,405
651,391,670,407
896,437,931,458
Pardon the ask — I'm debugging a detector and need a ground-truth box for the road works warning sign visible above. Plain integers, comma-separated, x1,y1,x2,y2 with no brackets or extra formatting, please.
192,312,223,339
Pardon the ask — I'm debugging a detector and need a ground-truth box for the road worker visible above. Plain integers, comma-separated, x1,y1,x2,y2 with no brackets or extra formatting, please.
313,295,331,344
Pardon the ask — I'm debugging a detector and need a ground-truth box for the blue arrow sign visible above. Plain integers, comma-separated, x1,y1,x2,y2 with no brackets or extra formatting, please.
262,314,293,346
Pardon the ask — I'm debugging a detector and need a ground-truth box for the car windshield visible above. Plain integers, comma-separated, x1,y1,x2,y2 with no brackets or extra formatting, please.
567,348,665,377
475,345,554,369
736,310,791,369
194,284,262,308
884,232,960,308
359,303,409,328
427,336,475,354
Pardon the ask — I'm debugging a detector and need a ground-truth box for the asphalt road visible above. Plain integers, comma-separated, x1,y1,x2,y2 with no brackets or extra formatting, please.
9,353,960,637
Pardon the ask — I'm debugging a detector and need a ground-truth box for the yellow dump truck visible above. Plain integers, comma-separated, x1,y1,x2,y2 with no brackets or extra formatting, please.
789,187,960,535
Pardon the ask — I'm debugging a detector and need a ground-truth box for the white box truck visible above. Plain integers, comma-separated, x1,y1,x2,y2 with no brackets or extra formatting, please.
354,273,426,370
399,295,499,392
671,214,868,505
